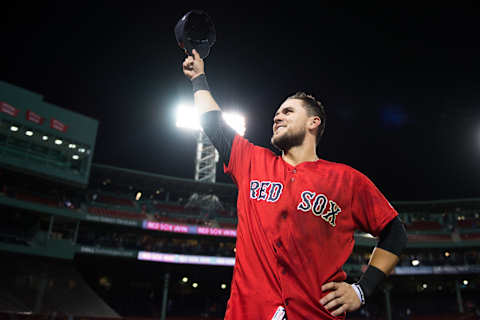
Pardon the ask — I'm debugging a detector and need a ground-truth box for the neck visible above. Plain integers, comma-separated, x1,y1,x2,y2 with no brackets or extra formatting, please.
281,143,319,166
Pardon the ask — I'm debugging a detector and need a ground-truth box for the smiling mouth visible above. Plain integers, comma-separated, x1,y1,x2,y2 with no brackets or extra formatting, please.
274,126,286,133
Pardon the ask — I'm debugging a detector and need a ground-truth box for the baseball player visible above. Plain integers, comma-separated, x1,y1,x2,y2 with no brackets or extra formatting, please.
182,50,408,320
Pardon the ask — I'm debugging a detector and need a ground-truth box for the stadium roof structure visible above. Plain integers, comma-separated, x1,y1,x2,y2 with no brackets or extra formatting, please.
90,163,238,201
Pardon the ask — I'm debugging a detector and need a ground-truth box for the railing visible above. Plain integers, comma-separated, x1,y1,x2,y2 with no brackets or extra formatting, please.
87,207,146,220
96,195,135,207
407,220,444,231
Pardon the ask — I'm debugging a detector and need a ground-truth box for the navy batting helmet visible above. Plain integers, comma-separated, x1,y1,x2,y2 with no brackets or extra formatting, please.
174,10,216,59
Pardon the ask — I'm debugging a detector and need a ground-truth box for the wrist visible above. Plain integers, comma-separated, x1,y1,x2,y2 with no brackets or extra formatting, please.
191,73,209,93
356,265,386,300
191,72,205,80
351,283,365,305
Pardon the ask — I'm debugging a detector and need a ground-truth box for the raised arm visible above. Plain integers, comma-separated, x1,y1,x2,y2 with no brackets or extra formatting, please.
182,50,236,166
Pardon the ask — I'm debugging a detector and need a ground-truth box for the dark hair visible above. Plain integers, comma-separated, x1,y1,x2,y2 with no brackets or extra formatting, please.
287,91,327,144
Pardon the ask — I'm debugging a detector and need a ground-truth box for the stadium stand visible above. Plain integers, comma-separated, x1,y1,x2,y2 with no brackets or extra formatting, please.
1,163,479,320
87,207,147,221
96,195,135,207
407,220,444,231
0,252,119,317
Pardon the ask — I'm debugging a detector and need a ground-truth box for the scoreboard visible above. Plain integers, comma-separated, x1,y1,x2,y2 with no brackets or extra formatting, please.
0,81,98,187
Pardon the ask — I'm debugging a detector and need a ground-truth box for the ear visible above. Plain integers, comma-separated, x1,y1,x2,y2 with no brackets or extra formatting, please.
308,116,321,131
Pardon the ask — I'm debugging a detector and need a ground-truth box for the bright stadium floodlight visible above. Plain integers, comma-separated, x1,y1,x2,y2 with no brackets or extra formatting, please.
176,103,246,136
222,112,246,136
176,104,201,130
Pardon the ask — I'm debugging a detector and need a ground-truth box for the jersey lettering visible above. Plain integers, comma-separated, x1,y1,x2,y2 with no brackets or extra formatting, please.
250,180,260,199
296,190,343,227
312,194,328,216
267,183,283,203
322,200,341,227
258,181,271,200
250,180,284,202
297,191,315,212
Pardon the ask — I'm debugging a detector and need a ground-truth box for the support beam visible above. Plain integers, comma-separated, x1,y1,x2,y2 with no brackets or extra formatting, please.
160,272,170,320
47,216,55,239
383,284,392,320
73,221,80,244
456,280,464,313
33,267,47,313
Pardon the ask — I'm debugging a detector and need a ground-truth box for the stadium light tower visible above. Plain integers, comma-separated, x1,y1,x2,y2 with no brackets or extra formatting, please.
176,104,246,183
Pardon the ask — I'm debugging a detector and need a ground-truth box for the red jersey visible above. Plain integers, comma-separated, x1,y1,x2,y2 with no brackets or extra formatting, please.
223,135,398,320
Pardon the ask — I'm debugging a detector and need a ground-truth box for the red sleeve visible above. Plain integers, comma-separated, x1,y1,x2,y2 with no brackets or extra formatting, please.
223,135,255,186
350,169,398,236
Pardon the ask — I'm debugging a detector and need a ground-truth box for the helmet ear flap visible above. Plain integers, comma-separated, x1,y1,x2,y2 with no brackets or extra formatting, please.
175,10,216,59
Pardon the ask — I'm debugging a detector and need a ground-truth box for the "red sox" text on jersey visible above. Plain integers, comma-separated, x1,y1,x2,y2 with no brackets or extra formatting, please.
250,181,342,227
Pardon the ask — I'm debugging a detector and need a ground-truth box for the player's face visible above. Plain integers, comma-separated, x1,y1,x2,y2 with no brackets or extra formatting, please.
271,99,309,151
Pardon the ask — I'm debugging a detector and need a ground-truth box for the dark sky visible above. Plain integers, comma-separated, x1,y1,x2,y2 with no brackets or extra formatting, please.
1,2,479,201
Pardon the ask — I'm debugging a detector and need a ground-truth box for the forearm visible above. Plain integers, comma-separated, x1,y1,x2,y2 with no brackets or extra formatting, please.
194,88,221,115
183,49,221,115
356,216,407,301
184,51,233,164
368,247,399,275
192,74,221,115
320,246,400,314
354,247,399,303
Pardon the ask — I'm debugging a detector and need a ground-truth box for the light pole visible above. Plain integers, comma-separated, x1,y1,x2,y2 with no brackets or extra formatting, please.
176,104,246,183
176,104,246,214
194,130,219,183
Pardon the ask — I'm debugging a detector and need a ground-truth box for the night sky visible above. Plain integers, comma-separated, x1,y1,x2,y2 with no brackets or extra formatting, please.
2,2,479,201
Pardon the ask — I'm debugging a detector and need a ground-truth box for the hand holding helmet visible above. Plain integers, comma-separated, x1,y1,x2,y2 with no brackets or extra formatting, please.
182,49,205,80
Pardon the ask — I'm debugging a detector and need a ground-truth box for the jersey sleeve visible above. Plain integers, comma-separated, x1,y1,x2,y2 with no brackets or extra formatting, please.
350,169,398,236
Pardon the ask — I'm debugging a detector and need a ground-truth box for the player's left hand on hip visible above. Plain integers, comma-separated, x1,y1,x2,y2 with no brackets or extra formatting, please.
320,282,362,316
